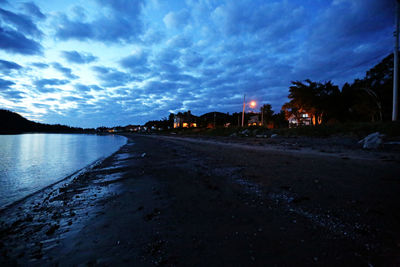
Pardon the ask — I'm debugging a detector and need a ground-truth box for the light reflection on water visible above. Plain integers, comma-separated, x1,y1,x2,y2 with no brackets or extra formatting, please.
0,134,126,209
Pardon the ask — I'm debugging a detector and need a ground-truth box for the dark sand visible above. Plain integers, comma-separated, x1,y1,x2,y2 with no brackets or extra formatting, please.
1,134,400,266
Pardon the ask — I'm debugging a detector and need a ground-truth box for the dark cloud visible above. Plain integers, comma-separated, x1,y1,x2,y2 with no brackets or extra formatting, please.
0,59,22,74
0,78,24,101
74,84,90,92
182,52,203,68
0,77,14,89
55,15,93,40
21,2,46,20
119,52,148,72
293,0,394,84
74,83,103,92
55,0,145,43
31,62,48,68
61,50,97,64
0,90,25,100
32,103,50,109
142,80,181,94
51,62,79,79
34,78,69,93
0,7,43,38
61,95,84,103
211,1,305,40
91,66,132,87
0,26,42,55
157,49,181,63
167,35,192,48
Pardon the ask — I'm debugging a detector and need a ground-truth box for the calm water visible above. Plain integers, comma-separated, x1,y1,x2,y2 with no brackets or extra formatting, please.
0,134,127,209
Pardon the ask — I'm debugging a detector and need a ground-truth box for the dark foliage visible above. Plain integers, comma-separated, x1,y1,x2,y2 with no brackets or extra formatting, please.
282,53,399,124
0,109,94,134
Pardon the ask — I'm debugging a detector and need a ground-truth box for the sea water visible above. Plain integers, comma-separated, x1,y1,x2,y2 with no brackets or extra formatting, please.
0,133,126,209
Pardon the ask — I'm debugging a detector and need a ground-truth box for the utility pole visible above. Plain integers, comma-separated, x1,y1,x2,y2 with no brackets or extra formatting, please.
241,94,245,127
393,0,400,121
261,105,264,126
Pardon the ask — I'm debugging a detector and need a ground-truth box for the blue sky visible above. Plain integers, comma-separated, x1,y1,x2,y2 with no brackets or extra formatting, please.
0,0,395,127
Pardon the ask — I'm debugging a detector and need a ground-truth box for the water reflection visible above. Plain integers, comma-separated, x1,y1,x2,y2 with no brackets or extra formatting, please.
0,134,126,209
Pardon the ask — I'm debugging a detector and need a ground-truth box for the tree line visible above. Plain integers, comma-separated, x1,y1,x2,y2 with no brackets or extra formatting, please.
282,53,397,125
0,109,95,134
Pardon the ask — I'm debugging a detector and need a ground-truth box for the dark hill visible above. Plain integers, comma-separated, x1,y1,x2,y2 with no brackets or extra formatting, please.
0,109,90,134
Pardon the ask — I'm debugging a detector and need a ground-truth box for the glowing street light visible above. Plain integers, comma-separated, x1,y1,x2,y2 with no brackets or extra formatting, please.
241,95,257,127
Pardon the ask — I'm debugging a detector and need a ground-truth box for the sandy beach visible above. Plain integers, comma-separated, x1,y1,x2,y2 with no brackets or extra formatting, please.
1,134,400,266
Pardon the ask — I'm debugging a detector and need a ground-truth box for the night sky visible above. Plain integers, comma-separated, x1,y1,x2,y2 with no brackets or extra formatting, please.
0,0,395,127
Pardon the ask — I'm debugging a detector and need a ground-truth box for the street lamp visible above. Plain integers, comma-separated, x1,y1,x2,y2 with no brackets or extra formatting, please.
241,95,257,127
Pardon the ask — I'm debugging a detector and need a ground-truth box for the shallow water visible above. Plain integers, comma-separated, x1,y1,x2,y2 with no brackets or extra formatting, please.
0,133,126,209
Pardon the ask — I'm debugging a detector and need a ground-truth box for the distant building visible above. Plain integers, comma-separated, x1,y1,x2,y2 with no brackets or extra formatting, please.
247,114,261,126
288,113,312,127
173,110,198,128
124,125,140,132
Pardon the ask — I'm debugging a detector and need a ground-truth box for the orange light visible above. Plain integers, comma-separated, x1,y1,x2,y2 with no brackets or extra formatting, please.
250,101,256,108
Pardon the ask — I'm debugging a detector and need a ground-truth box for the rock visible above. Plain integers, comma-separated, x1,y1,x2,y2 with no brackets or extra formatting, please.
241,129,250,135
358,132,384,149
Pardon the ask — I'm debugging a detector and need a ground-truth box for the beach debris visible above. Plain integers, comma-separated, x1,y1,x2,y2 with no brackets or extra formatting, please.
384,141,400,145
240,129,250,136
270,134,278,138
141,152,146,158
358,132,384,149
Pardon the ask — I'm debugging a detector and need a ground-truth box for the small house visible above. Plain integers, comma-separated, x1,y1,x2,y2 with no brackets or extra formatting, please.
173,110,198,128
288,113,312,127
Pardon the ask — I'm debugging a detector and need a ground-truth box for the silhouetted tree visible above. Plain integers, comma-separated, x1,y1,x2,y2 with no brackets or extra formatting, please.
340,54,397,122
282,80,340,125
272,110,288,128
260,104,274,126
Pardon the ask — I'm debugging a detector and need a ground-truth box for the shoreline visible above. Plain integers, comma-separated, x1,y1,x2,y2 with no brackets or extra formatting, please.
0,136,135,264
0,134,128,212
1,134,399,265
0,156,105,213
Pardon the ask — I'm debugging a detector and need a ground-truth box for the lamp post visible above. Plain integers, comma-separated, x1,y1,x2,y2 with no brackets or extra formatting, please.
393,0,400,121
241,95,257,127
261,105,264,126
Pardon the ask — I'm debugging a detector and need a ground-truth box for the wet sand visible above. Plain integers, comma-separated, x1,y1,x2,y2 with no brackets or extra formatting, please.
1,134,400,266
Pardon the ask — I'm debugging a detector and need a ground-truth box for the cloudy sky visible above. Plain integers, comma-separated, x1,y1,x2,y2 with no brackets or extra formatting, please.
0,0,395,127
